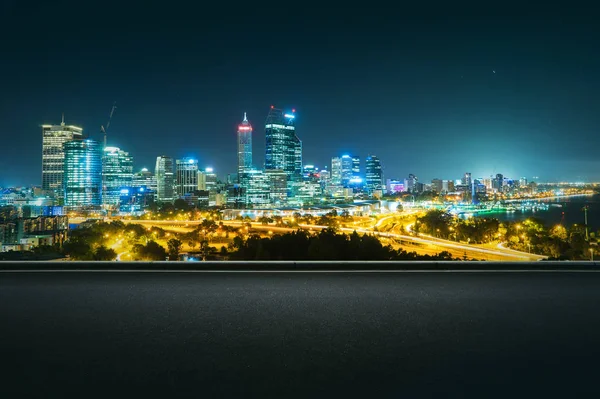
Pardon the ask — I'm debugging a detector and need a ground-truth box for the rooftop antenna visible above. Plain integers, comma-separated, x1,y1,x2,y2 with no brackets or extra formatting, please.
61,113,65,126
243,112,247,122
100,102,117,148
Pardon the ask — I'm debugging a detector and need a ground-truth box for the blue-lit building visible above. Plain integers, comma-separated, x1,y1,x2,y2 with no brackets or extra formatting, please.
340,155,353,187
265,107,302,184
365,155,383,194
119,186,155,215
102,146,133,207
176,158,198,197
63,139,103,207
237,113,253,177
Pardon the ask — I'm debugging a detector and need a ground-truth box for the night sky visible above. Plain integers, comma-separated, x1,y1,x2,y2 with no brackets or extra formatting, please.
1,2,598,187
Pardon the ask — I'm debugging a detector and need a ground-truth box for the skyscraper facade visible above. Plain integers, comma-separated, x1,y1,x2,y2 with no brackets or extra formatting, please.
41,117,83,202
155,156,174,202
63,138,102,207
264,107,302,180
176,158,198,196
331,157,342,186
365,155,383,194
340,155,353,187
463,172,472,187
237,113,253,177
102,146,133,206
351,155,360,178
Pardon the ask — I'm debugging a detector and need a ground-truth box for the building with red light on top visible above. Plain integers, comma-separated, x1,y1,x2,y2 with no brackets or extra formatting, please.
237,112,253,179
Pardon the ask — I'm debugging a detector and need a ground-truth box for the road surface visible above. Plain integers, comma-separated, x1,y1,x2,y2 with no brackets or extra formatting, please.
1,270,599,398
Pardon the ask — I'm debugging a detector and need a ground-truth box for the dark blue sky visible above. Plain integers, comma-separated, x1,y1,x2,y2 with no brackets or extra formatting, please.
1,1,598,186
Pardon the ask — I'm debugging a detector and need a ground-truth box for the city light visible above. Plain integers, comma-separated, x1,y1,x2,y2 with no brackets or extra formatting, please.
284,114,295,119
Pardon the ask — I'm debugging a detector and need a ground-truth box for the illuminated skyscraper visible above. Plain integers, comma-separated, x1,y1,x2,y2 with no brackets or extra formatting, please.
340,155,353,187
155,156,174,202
351,155,360,178
265,107,302,180
63,138,102,207
102,146,133,206
237,113,252,177
41,116,83,202
176,158,198,196
463,172,472,187
365,155,383,194
331,157,342,186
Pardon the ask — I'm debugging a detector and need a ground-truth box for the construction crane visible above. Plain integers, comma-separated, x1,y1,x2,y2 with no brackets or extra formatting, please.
100,102,117,148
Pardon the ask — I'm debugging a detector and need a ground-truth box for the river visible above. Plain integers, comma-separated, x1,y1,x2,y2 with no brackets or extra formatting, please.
470,194,600,229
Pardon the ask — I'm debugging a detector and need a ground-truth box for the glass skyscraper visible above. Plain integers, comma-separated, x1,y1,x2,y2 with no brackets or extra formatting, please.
63,138,102,207
176,157,198,197
102,146,133,206
155,156,174,202
331,157,342,186
340,155,353,187
265,107,302,181
237,113,252,178
365,155,383,194
41,117,83,203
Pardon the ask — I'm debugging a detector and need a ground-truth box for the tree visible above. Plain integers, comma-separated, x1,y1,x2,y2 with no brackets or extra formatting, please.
174,198,190,211
167,238,183,260
132,241,167,261
62,240,93,260
93,245,117,261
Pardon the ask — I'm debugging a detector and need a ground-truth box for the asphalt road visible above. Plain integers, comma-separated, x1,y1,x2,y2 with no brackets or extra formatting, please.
1,271,600,398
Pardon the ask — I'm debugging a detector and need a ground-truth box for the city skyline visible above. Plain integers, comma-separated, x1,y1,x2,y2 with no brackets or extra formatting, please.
1,4,599,186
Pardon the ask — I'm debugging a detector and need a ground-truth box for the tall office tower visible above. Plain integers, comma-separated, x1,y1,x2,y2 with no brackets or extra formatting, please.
340,155,353,187
264,107,302,180
431,179,443,193
197,167,217,192
237,113,253,177
519,177,528,187
63,138,102,207
365,155,383,194
155,156,174,202
132,168,157,192
331,157,342,186
102,146,133,206
176,158,198,196
463,172,472,187
41,116,83,203
351,155,360,178
404,173,418,193
493,173,504,192
265,169,288,205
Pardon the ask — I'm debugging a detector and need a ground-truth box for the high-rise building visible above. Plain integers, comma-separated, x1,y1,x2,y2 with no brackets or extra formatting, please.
463,172,472,187
198,167,217,192
351,155,360,178
265,107,302,181
404,174,418,193
493,173,504,192
331,157,342,186
365,155,383,194
431,178,443,193
442,180,455,193
132,168,157,193
102,146,133,206
340,155,353,187
237,113,252,177
63,138,102,207
155,156,174,202
176,158,198,197
243,169,271,207
265,169,288,205
41,116,83,202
